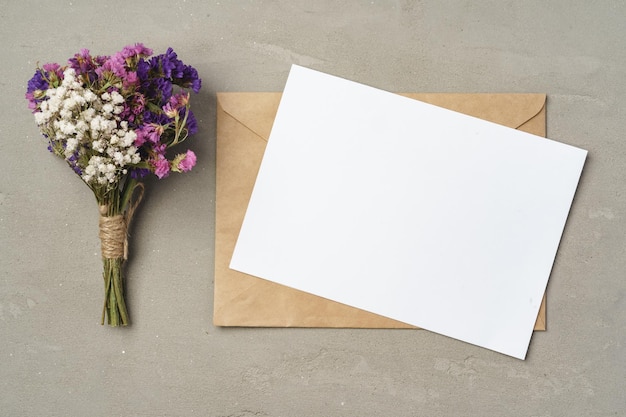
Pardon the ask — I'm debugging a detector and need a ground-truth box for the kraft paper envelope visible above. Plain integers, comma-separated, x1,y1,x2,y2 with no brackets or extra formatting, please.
215,91,548,330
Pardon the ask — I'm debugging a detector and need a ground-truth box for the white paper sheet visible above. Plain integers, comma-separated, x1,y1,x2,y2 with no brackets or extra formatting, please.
230,65,587,359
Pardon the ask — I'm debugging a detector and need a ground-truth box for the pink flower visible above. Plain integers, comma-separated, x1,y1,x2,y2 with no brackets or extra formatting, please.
42,63,59,72
123,71,139,89
153,156,170,179
177,150,196,172
134,124,162,146
121,43,153,58
163,102,179,119
162,92,190,118
130,94,146,115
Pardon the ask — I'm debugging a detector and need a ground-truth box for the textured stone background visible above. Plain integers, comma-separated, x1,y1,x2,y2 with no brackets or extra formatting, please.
2,1,624,416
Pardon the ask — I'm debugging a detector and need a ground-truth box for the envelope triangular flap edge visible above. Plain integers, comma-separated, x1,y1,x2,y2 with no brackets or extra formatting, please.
217,92,282,141
216,92,547,141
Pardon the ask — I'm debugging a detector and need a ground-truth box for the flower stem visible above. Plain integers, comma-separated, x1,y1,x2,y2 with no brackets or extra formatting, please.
102,257,129,326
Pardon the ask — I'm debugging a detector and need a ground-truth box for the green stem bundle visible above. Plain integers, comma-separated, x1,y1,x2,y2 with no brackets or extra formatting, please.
96,179,143,327
102,257,129,326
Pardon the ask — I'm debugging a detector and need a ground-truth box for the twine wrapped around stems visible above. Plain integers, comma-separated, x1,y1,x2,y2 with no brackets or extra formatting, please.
98,183,144,326
98,210,126,259
97,183,144,261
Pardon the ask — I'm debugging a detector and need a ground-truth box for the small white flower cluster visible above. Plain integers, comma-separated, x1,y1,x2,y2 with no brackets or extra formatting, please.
34,68,141,187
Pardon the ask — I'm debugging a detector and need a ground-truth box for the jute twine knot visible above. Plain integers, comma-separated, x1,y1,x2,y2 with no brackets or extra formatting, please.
98,184,144,260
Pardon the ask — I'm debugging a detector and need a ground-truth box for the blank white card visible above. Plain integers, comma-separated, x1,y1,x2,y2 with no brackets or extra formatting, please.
231,65,587,359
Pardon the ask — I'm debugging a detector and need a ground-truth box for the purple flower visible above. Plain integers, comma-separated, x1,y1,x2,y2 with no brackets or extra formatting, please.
178,65,202,93
67,49,106,82
25,63,66,111
26,70,48,93
178,150,196,172
136,59,150,82
130,168,151,179
25,70,48,110
154,78,173,104
120,93,146,124
67,153,83,175
143,110,170,126
138,74,173,105
160,48,184,79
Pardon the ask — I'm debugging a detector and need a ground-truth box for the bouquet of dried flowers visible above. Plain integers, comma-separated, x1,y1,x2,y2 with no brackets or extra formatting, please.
26,44,201,326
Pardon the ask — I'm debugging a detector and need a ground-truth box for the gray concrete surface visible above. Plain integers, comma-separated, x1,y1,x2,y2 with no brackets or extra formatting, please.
2,1,624,416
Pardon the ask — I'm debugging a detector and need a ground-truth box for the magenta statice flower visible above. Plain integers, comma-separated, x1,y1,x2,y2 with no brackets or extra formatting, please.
153,155,171,179
119,43,153,59
134,124,162,146
178,150,196,172
163,92,189,118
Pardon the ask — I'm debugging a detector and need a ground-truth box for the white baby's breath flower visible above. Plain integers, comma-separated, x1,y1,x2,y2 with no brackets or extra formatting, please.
34,111,47,125
121,130,137,147
75,120,88,133
63,68,76,83
65,138,78,156
102,103,114,115
107,119,118,133
92,140,104,153
63,96,77,111
73,91,86,105
83,89,97,103
47,95,61,113
110,91,124,105
90,117,101,133
59,108,72,120
128,147,141,164
55,86,67,99
58,120,76,135
113,151,125,165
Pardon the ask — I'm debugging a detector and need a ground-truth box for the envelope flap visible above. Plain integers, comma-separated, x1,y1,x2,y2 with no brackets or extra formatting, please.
217,93,545,140
403,93,546,129
217,92,282,141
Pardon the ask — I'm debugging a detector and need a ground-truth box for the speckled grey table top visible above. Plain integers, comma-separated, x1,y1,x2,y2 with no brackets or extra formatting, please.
2,1,624,416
